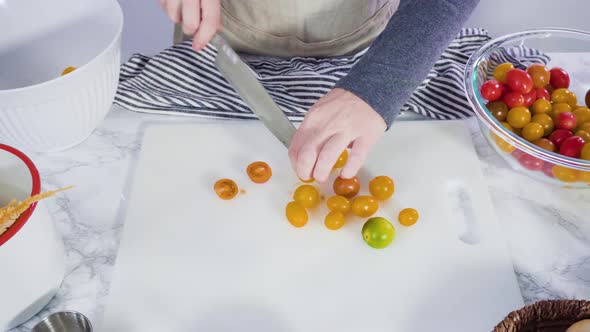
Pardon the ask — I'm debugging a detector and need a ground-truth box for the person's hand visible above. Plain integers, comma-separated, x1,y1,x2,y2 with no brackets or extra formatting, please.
288,88,386,183
159,0,221,51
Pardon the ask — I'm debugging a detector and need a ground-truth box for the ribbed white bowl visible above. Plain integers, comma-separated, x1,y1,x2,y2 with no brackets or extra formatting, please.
0,0,123,152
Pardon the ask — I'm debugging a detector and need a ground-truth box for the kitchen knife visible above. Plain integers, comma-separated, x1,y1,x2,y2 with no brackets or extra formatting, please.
210,34,296,148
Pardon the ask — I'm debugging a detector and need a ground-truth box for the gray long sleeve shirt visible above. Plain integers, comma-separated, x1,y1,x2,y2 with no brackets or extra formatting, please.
336,0,480,127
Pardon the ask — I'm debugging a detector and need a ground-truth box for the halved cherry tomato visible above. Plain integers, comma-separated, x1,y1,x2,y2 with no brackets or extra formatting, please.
502,92,525,109
522,122,544,141
480,80,503,101
247,161,272,183
326,195,351,214
552,165,578,183
333,176,360,199
533,138,556,152
398,208,419,226
61,66,76,76
487,101,509,121
535,87,550,100
549,67,570,89
507,106,531,129
286,201,308,227
214,179,239,200
293,184,320,208
527,64,550,88
369,176,395,200
351,196,378,218
493,63,514,83
506,68,533,94
324,211,345,230
531,113,554,136
333,150,348,169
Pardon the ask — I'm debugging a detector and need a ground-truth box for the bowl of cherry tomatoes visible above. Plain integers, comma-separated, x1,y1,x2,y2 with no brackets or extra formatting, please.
465,29,590,188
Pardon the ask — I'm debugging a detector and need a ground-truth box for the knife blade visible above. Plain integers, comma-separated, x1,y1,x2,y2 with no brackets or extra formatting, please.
210,34,297,148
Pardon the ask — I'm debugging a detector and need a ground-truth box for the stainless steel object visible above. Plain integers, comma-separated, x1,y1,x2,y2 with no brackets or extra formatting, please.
32,311,92,332
210,34,297,148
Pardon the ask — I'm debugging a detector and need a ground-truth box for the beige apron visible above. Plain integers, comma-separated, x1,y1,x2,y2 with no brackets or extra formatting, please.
220,0,399,57
176,0,399,57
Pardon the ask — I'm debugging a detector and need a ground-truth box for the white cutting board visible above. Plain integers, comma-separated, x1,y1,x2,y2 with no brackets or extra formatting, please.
101,120,523,332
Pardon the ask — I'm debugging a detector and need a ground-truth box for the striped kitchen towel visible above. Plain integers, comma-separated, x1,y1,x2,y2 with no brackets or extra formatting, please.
114,28,550,121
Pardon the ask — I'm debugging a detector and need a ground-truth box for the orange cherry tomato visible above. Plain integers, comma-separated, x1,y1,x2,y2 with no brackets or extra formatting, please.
333,150,348,169
576,130,590,143
333,176,360,199
552,165,578,183
326,195,351,214
507,107,531,129
582,143,590,160
324,211,345,230
293,185,320,208
286,201,308,227
527,64,550,88
531,113,554,137
247,161,272,183
493,63,514,83
214,179,239,200
351,196,379,218
487,101,509,121
533,138,556,152
369,176,395,200
398,208,420,226
531,99,552,115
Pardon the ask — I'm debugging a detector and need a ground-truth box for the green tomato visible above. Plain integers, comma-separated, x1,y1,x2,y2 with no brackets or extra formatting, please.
362,217,395,249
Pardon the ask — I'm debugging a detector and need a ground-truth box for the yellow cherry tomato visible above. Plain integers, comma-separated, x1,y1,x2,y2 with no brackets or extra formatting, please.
552,166,578,183
324,211,345,230
507,107,531,129
578,171,590,184
522,122,545,141
576,130,590,143
502,121,515,132
551,102,572,120
551,88,577,107
398,208,420,226
351,196,379,218
582,143,590,160
531,99,552,115
61,66,76,76
293,185,320,208
286,201,308,227
491,132,516,153
333,150,348,169
493,63,514,83
368,176,395,200
531,113,554,137
326,195,351,214
299,177,315,183
573,107,590,126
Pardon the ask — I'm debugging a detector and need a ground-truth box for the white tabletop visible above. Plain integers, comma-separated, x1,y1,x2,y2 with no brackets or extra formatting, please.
9,104,590,331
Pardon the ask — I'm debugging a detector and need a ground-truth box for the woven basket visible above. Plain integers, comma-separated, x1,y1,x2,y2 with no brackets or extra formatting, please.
494,300,590,332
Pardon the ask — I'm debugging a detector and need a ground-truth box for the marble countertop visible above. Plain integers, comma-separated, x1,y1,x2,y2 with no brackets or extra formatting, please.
11,105,590,331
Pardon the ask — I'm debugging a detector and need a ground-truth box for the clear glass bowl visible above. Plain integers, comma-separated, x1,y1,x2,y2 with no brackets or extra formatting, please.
465,28,590,188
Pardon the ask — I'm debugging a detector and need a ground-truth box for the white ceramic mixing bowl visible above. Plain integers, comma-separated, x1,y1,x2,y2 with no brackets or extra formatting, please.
0,0,123,152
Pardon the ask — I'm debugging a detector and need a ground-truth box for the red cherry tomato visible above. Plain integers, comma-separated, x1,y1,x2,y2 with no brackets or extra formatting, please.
555,112,577,131
500,83,511,97
506,68,533,94
535,87,550,100
559,136,586,158
549,67,570,89
502,92,525,109
511,149,526,160
518,154,544,171
522,89,537,108
480,80,503,101
542,163,555,178
549,129,574,149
